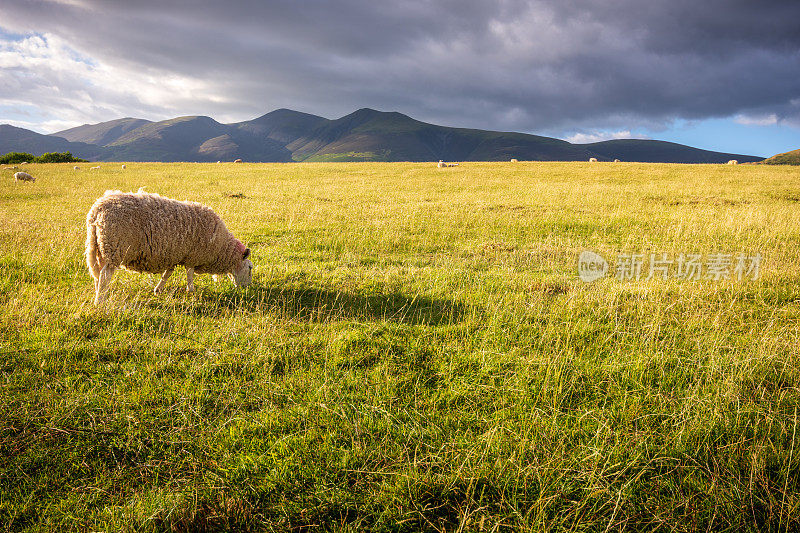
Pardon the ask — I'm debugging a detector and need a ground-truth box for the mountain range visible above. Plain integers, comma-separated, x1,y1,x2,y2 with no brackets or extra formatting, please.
0,108,764,163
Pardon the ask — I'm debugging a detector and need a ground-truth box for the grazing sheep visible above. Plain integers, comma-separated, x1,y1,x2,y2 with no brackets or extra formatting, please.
121,164,126,169
3,166,18,171
437,160,460,168
510,159,518,163
589,158,598,163
217,160,221,164
614,159,620,163
85,190,253,305
74,166,80,170
20,162,28,165
90,166,101,170
727,160,738,165
14,171,35,183
233,158,243,163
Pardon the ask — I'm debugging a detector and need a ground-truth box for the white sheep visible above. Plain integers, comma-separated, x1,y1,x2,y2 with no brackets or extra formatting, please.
510,158,518,163
14,171,35,183
121,164,126,169
727,160,738,165
437,160,460,168
85,190,253,305
74,166,80,170
614,159,620,163
589,158,598,163
233,158,243,163
90,166,101,170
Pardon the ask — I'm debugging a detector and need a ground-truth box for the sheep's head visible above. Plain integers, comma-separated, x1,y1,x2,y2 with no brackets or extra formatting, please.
229,247,252,287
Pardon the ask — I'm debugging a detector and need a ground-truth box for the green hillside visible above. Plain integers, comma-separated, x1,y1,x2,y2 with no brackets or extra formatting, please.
0,125,107,161
583,139,764,164
0,108,766,163
55,117,152,146
762,148,800,165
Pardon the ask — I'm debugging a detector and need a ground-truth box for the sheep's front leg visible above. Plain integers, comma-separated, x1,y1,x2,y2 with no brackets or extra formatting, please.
186,267,195,292
154,268,174,294
95,264,117,305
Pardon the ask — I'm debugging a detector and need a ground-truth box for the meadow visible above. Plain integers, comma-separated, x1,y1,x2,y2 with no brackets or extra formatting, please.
1,161,799,532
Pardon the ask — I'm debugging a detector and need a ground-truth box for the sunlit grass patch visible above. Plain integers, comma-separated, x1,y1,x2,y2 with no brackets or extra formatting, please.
1,161,799,531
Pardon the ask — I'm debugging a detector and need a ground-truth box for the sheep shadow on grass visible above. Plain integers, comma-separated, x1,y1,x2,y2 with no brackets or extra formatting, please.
192,281,469,326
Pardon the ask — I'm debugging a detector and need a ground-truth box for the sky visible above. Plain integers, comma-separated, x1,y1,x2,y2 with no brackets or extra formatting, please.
1,0,798,157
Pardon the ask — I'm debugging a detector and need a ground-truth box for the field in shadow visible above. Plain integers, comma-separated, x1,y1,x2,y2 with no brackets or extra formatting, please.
187,281,470,326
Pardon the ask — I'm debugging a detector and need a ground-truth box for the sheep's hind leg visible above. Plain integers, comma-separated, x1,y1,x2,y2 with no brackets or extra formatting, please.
186,267,195,292
186,267,194,292
95,264,117,305
154,268,174,294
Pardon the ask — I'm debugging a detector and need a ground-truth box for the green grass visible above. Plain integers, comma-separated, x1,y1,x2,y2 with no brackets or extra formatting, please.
1,161,799,532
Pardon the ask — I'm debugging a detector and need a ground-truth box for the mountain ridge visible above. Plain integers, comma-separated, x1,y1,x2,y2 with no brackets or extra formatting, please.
0,108,764,163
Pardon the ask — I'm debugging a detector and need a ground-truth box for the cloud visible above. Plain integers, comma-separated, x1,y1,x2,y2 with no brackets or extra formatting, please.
565,130,644,144
0,0,798,136
0,28,238,132
734,114,779,126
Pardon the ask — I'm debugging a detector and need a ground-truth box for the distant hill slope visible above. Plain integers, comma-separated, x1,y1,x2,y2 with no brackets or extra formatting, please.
581,139,763,164
55,117,152,146
762,148,800,165
232,108,329,145
55,115,293,162
102,115,292,162
285,108,595,162
0,124,107,160
1,108,764,163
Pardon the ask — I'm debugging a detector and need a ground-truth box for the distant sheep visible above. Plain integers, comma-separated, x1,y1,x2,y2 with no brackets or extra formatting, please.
14,171,35,183
85,190,253,305
727,160,738,165
3,166,18,171
19,162,28,165
121,164,126,169
589,158,598,163
90,166,101,170
217,161,221,164
74,166,80,170
613,159,620,163
233,158,243,163
510,159,518,163
437,160,459,168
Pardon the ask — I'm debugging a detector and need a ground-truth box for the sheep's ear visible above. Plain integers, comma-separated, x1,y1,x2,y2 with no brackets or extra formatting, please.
243,248,250,260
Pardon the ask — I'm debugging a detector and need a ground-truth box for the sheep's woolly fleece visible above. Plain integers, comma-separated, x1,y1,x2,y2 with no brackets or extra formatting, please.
14,171,35,182
86,190,249,276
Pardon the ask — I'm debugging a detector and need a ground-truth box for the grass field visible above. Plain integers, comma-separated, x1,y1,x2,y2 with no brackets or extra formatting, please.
1,161,799,531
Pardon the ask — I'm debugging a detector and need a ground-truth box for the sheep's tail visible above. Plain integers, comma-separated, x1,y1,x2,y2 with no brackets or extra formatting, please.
85,212,101,281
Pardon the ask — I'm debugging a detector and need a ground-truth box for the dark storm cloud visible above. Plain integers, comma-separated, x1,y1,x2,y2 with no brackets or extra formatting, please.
1,0,798,134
